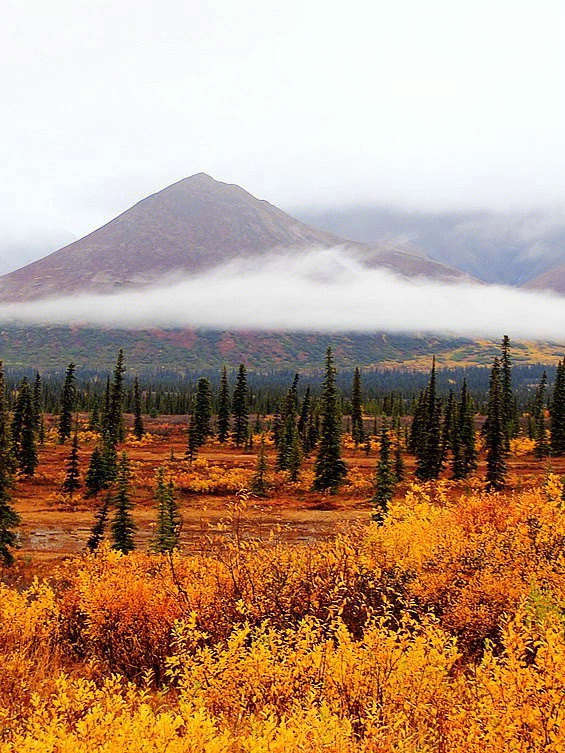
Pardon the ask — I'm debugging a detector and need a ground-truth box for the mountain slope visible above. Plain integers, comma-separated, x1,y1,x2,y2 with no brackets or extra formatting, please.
297,205,565,286
526,263,565,295
0,174,466,302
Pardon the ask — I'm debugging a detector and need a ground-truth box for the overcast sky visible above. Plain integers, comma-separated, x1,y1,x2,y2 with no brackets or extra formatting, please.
2,0,565,246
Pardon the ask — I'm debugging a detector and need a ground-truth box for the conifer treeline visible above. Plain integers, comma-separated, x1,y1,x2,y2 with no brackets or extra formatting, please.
1,338,565,564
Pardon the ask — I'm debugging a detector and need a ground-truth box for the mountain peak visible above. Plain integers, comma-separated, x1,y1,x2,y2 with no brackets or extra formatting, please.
0,177,467,302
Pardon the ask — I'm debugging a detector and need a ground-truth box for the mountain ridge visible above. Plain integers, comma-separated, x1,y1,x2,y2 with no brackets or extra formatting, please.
0,174,467,302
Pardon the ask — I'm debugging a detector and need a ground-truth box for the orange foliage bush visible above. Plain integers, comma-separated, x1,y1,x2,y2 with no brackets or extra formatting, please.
2,483,565,750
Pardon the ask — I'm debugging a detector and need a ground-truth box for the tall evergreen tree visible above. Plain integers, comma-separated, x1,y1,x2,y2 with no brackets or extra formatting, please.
550,360,565,456
101,376,111,435
58,362,76,443
217,367,231,444
459,379,477,477
186,412,199,463
272,404,283,448
0,363,19,566
371,426,396,521
153,467,180,552
13,378,38,477
132,376,145,440
251,433,269,496
85,445,107,498
87,492,111,552
111,452,136,553
394,435,405,482
500,335,518,450
298,386,311,444
231,363,249,448
440,389,455,467
485,358,507,491
101,430,118,483
277,383,300,471
408,389,427,455
62,431,81,498
193,378,213,446
312,348,347,492
32,371,45,444
415,358,443,481
108,349,126,445
89,400,100,431
534,371,550,459
351,367,365,445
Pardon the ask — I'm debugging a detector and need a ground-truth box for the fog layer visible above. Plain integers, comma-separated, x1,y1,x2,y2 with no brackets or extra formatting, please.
1,249,563,341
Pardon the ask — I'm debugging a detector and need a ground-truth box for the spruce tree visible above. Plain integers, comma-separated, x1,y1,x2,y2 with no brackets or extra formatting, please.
485,358,507,491
62,431,81,498
272,404,283,448
408,389,427,455
251,433,269,496
153,467,180,552
193,378,213,446
87,492,111,552
101,376,111,435
500,335,518,449
287,426,302,481
108,349,126,445
0,363,19,566
58,362,76,443
415,358,443,481
371,426,396,521
101,430,118,483
297,386,311,447
133,376,145,440
459,379,477,477
32,372,45,445
534,371,550,459
111,452,136,553
89,400,100,431
231,363,249,448
13,378,38,477
277,384,299,471
394,436,405,482
312,348,347,492
186,412,199,462
351,367,365,445
217,367,231,443
440,390,455,467
85,445,107,498
550,360,565,456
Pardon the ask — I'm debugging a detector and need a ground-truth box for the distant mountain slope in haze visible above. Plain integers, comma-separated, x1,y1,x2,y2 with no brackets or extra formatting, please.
297,205,565,286
526,263,565,295
0,174,466,302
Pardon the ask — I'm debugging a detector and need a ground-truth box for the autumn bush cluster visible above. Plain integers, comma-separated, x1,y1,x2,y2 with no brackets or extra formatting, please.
2,479,565,751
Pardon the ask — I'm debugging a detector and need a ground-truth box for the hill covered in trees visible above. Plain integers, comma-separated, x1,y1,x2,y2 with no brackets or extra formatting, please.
0,325,562,373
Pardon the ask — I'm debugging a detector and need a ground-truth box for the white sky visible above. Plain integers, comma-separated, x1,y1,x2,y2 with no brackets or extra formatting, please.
1,0,565,241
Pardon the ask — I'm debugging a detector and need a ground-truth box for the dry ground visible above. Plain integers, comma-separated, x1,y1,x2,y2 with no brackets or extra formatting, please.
11,414,565,570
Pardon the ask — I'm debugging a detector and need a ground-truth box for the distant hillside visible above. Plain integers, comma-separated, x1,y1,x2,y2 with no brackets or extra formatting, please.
0,174,467,303
297,205,565,286
0,325,561,373
526,262,565,295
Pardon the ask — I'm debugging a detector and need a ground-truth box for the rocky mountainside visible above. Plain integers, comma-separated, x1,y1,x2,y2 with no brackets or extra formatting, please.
0,174,466,302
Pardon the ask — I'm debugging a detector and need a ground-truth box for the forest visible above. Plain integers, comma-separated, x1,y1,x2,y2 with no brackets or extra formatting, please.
1,335,565,751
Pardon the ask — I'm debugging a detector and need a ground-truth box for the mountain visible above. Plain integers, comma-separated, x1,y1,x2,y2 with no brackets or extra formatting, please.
0,229,75,275
0,324,562,373
0,174,466,302
296,206,565,286
526,263,565,295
